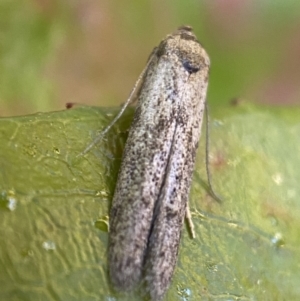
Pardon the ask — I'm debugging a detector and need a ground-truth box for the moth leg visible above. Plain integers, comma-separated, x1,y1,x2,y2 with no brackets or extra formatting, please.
185,203,196,239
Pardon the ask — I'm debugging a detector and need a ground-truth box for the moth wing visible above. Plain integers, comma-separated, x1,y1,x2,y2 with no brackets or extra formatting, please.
109,55,182,290
145,88,206,300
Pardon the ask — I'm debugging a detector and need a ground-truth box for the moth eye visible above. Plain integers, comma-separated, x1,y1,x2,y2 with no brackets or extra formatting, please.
182,60,200,74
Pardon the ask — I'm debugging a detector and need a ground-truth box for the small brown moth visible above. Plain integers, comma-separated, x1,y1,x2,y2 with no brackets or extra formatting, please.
108,26,210,300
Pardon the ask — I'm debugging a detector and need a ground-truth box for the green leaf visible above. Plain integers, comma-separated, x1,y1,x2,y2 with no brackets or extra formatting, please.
0,103,299,301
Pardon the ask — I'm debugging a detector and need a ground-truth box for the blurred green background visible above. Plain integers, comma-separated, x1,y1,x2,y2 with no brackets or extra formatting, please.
1,0,300,116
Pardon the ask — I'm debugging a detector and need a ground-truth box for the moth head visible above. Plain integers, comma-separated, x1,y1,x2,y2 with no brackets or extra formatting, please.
158,26,210,75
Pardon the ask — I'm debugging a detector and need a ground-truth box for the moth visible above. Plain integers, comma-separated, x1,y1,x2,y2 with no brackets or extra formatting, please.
108,26,210,300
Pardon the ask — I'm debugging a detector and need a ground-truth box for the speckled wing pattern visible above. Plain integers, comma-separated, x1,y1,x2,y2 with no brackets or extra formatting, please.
108,26,210,300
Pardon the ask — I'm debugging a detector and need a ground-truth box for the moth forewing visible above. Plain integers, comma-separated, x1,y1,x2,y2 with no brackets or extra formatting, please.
108,26,210,300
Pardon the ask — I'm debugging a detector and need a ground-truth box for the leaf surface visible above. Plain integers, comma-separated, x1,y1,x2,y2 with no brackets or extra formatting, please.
0,103,299,300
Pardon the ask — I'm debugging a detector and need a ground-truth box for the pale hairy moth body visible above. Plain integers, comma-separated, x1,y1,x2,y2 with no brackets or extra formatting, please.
108,26,210,300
